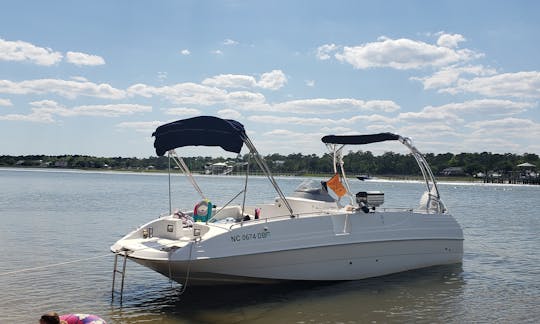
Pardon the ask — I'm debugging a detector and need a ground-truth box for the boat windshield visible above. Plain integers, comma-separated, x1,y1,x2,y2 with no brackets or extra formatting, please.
292,179,336,202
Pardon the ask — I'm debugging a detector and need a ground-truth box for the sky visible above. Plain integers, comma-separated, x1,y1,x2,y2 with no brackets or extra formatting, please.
1,0,539,158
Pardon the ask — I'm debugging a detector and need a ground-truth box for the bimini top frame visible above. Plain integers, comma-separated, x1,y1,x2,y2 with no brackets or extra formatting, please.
152,116,294,217
322,133,446,213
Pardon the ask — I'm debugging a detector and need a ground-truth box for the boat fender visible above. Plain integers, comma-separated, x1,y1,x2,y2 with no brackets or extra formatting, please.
194,199,212,222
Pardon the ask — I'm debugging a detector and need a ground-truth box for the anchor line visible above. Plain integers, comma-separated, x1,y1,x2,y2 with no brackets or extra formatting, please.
0,253,111,277
0,238,193,277
177,240,195,296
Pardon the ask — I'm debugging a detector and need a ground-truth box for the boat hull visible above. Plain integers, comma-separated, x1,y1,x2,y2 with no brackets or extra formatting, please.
128,238,463,285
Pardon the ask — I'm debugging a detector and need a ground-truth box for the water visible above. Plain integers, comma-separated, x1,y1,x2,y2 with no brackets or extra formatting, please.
1,168,539,323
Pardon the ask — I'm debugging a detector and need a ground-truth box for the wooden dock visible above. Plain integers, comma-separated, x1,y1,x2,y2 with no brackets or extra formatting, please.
482,172,540,185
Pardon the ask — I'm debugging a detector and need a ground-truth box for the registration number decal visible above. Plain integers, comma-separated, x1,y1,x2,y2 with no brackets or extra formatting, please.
231,231,271,242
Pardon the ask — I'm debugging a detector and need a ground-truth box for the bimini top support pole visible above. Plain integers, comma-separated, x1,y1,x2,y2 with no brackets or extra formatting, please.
322,132,445,213
326,143,355,206
169,150,206,201
242,135,295,217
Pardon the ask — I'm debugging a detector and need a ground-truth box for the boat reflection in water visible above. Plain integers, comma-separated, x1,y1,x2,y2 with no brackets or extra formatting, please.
112,264,465,323
111,116,463,288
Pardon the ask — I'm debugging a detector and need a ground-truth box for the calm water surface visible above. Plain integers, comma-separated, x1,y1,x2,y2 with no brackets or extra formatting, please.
1,168,539,323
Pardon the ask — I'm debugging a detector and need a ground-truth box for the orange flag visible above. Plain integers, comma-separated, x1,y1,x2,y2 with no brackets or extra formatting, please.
327,173,347,197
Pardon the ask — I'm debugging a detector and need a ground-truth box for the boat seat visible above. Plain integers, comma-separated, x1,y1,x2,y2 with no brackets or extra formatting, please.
211,206,243,222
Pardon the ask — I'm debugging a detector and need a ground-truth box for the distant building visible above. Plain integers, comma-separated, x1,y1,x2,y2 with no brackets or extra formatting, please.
441,167,465,176
54,161,68,168
517,162,537,178
517,162,536,169
204,162,233,175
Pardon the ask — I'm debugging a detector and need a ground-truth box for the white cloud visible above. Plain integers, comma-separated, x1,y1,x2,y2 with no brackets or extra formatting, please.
0,100,150,123
465,117,540,152
248,114,365,126
459,136,524,153
441,71,540,98
211,50,223,55
0,38,62,66
127,82,268,109
436,33,466,48
362,114,396,124
257,70,287,90
202,70,287,91
0,78,126,99
65,51,105,66
381,99,534,129
263,129,301,136
164,107,201,116
397,109,462,123
331,36,481,70
69,103,151,117
0,98,12,107
255,129,327,155
202,74,257,89
116,120,164,133
0,99,57,123
411,65,497,90
127,80,399,116
365,124,397,133
157,72,168,81
180,49,191,55
305,80,315,87
467,117,540,134
0,109,54,123
71,76,89,82
272,98,400,114
227,91,266,106
223,38,239,46
320,126,354,133
316,44,338,60
217,108,242,119
422,99,535,116
28,99,60,109
0,38,107,67
362,100,401,112
253,137,325,155
31,100,150,117
401,123,456,134
127,82,227,105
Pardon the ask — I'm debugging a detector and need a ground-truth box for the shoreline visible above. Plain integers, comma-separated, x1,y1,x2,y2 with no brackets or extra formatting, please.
2,166,531,186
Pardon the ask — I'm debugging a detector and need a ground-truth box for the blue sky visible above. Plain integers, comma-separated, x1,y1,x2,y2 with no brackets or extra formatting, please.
1,0,539,157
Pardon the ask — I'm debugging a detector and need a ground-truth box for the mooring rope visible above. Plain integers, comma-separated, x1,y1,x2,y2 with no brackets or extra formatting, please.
1,235,196,306
177,239,195,296
0,253,112,277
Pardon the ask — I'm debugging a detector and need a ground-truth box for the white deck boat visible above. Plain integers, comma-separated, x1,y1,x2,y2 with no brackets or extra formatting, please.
111,116,463,286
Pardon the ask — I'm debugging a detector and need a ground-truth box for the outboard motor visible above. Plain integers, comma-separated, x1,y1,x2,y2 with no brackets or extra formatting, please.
356,191,384,213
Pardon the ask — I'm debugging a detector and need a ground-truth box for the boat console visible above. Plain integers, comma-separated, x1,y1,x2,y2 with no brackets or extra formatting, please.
292,179,336,202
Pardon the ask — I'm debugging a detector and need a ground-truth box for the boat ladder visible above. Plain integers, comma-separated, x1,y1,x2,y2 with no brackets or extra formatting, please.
111,250,129,304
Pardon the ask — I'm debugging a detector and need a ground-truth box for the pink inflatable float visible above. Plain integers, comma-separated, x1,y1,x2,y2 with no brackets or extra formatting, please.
60,314,106,324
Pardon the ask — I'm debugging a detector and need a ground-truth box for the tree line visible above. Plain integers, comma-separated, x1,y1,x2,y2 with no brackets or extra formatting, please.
1,151,538,176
